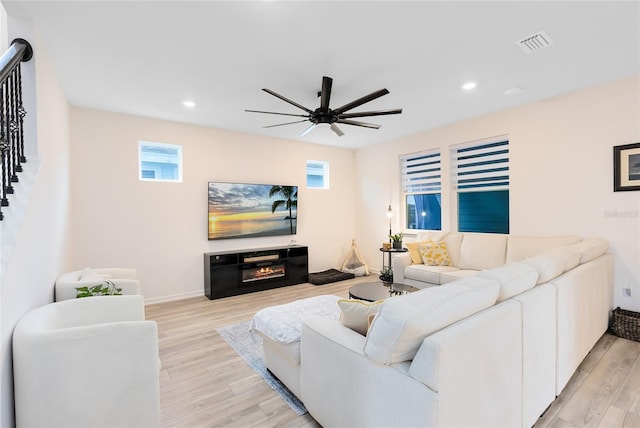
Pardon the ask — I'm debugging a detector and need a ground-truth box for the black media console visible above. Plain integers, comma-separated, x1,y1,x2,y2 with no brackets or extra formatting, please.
204,245,309,299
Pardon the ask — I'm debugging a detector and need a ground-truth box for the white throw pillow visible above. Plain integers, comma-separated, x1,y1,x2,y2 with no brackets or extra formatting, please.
477,262,539,302
364,277,500,364
338,299,384,335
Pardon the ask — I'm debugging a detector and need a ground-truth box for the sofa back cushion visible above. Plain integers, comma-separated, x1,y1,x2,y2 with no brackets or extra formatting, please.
363,277,500,364
505,235,582,263
444,233,464,267
569,238,609,263
477,262,539,302
458,233,508,270
523,246,581,284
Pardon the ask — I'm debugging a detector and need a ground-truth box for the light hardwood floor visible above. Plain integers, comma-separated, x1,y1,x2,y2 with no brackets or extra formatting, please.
146,278,640,427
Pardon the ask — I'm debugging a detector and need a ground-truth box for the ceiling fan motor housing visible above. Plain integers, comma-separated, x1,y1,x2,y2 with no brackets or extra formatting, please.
310,108,339,124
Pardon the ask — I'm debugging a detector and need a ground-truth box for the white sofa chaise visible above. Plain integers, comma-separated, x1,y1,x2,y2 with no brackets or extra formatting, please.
299,235,613,427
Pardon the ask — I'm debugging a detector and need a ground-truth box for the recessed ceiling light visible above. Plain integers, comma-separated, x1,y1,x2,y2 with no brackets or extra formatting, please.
504,87,523,96
182,100,196,108
461,81,477,91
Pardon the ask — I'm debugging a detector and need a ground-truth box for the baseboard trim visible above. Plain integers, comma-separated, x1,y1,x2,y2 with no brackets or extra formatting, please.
144,289,204,305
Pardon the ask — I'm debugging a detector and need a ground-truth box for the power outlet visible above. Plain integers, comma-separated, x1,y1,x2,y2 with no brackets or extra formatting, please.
624,288,632,297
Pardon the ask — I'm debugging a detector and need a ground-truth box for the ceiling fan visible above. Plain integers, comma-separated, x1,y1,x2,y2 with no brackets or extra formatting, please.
246,76,402,137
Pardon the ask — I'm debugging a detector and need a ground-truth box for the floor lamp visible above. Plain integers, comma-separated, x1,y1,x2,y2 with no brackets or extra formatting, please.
387,205,393,243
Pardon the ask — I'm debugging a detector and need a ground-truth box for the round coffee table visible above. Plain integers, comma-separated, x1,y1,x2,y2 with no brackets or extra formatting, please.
348,281,419,302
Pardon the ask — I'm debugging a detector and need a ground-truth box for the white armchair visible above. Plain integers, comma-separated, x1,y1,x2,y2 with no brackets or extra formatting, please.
13,295,160,428
55,267,141,301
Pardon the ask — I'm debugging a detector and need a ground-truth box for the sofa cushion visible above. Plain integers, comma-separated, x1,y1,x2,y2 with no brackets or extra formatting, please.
550,246,581,272
505,235,582,263
477,262,539,302
570,238,609,263
363,277,500,364
458,233,508,270
523,246,580,285
406,240,431,264
404,265,459,284
439,270,479,284
444,233,464,267
249,294,341,344
338,299,384,336
419,241,452,266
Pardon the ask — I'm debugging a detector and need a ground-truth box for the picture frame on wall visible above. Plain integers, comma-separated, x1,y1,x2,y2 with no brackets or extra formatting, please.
613,142,640,192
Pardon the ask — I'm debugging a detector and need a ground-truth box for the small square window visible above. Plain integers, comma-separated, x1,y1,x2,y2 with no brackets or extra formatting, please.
306,160,329,189
139,141,183,182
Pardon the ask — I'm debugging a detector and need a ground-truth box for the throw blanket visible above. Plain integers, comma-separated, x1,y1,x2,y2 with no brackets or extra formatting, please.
249,295,341,344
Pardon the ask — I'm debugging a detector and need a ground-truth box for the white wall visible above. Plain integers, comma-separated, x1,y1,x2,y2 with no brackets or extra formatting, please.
0,20,73,427
355,74,640,311
69,109,356,302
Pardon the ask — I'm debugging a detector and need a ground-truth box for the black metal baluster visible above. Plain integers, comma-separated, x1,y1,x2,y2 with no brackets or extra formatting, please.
16,65,26,165
1,80,9,209
9,68,18,183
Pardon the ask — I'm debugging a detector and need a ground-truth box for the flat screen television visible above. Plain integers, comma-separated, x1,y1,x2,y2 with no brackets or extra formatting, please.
208,181,298,240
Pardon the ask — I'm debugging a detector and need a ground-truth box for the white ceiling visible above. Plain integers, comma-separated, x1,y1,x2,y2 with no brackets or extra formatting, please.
4,0,640,149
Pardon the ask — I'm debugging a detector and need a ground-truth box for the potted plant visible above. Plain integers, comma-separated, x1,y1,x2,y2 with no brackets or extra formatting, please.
379,267,393,284
75,280,123,298
389,233,404,249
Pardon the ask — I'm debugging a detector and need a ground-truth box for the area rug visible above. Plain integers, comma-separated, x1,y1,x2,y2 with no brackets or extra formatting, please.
216,321,307,415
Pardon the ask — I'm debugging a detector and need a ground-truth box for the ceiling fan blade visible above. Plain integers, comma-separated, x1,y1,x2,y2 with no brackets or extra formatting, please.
263,119,309,129
320,76,333,111
330,123,345,137
332,88,390,115
262,88,313,114
300,123,317,137
338,108,403,119
337,119,381,129
245,109,309,118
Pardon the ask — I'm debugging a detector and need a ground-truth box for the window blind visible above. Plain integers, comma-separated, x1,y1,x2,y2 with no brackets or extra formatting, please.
401,150,441,194
454,140,509,191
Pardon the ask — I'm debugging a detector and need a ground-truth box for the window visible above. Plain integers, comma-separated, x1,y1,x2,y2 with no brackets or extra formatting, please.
452,137,509,234
306,160,329,189
138,141,182,182
401,150,441,230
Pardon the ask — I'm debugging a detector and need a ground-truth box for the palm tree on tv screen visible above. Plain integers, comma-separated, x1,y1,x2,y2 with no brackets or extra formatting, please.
270,185,297,234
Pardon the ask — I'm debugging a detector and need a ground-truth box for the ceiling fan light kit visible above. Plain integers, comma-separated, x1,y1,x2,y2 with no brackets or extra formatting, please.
246,76,402,137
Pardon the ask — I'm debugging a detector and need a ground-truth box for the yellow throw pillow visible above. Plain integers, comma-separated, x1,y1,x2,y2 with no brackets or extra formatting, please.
405,240,432,264
337,299,384,335
419,241,452,266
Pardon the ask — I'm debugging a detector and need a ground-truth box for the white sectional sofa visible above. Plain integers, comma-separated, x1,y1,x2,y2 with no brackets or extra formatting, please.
297,234,613,427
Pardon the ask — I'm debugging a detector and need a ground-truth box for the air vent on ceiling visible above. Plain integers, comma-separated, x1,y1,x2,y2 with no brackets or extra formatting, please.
516,31,554,54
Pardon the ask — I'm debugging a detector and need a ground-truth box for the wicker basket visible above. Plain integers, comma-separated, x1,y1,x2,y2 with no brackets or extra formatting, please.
611,307,640,342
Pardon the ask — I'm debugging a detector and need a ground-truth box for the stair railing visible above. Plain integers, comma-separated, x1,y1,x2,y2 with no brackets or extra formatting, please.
0,38,32,221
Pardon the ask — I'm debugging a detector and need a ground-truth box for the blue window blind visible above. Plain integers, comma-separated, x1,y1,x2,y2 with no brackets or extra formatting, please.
401,150,442,230
454,139,509,234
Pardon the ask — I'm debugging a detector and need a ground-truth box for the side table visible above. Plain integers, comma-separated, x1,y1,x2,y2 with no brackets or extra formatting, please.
379,247,408,283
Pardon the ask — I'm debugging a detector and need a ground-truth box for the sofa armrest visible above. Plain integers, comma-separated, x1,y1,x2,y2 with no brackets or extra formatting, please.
408,300,522,427
300,317,437,428
391,252,413,283
52,295,146,327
